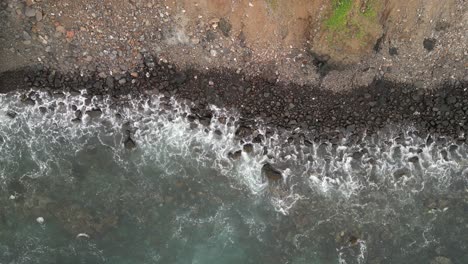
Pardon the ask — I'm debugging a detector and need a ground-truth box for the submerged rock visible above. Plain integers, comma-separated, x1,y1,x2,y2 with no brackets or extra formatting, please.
6,111,17,119
86,108,102,118
124,137,136,149
430,256,452,264
262,163,282,181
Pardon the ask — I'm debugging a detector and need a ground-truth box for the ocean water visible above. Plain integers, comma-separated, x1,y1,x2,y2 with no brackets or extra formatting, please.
0,90,467,264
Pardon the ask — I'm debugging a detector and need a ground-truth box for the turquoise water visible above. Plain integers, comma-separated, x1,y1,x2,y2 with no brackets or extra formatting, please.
0,91,467,263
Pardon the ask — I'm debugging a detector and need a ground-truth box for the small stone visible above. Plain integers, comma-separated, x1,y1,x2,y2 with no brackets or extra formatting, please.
423,38,436,51
208,80,214,86
36,217,45,224
191,38,200,44
56,25,66,34
24,7,36,17
35,10,43,22
130,72,138,78
210,49,217,57
118,78,127,85
66,31,75,39
23,31,31,40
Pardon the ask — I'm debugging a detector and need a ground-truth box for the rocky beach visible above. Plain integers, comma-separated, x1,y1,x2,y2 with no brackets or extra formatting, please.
0,0,467,263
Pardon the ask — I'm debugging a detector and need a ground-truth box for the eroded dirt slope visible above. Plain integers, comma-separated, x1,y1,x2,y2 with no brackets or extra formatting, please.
0,0,467,90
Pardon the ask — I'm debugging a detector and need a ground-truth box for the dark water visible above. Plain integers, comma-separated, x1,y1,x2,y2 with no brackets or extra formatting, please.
0,91,467,264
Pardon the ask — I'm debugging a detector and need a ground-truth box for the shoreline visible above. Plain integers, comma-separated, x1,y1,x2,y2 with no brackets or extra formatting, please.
1,60,467,143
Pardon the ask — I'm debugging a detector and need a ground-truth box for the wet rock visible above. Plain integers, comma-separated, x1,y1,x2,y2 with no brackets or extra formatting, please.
124,136,136,149
86,108,102,118
199,116,211,126
393,167,410,180
6,111,17,119
214,129,222,136
243,143,254,153
430,256,452,264
408,156,419,163
423,38,436,51
187,115,196,122
228,150,242,160
189,123,198,130
23,98,35,106
75,110,82,119
253,134,264,143
39,107,47,114
262,163,282,181
235,126,253,138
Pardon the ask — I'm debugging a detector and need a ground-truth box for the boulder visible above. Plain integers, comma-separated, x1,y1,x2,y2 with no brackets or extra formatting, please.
262,163,282,181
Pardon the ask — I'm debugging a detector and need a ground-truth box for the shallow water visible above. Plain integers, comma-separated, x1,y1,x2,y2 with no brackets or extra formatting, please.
0,90,467,264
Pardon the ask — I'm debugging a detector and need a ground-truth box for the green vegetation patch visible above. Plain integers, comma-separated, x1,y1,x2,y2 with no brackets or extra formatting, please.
362,0,378,18
265,0,279,11
325,0,353,30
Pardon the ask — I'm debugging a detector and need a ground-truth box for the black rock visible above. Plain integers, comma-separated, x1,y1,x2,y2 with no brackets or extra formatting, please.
446,96,457,105
173,72,187,85
214,129,222,136
408,156,419,163
86,108,102,118
199,116,211,126
243,143,254,153
262,163,282,181
39,107,47,114
23,98,35,106
389,47,398,56
235,126,253,138
75,110,82,119
423,38,436,51
187,115,196,122
70,89,81,96
253,134,264,143
228,150,242,160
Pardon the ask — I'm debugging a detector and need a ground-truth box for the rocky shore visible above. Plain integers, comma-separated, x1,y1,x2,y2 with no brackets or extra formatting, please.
1,0,467,141
1,59,467,144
